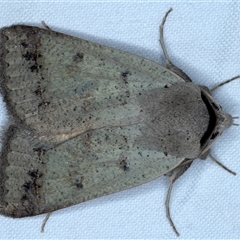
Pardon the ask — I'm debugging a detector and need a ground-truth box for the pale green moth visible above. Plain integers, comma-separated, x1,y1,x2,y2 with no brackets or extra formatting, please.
0,8,238,236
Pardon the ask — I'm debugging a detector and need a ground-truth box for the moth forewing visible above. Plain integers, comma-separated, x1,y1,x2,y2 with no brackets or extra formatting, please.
0,23,188,218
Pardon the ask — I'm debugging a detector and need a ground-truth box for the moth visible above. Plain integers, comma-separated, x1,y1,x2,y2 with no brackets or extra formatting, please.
0,8,238,236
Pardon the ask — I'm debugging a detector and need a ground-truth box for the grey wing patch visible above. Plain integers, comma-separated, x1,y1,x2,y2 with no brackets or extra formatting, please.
0,125,184,217
137,83,210,159
1,26,183,136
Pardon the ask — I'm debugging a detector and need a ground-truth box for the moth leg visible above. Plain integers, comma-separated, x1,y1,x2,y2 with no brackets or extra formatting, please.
200,149,236,175
41,212,52,232
211,75,240,91
165,159,193,236
41,21,52,30
209,154,236,175
160,8,192,82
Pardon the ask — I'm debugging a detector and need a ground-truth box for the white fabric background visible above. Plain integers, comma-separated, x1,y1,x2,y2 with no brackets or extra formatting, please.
0,1,240,239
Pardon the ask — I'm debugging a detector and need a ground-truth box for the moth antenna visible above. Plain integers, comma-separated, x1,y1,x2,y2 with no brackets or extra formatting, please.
165,177,180,237
159,8,173,66
41,212,52,233
165,160,193,236
209,154,236,175
232,116,239,126
211,75,240,91
159,8,192,82
41,21,51,30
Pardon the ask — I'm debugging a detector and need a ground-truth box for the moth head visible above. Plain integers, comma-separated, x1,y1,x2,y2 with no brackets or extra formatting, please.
199,87,235,158
203,88,234,135
216,112,233,132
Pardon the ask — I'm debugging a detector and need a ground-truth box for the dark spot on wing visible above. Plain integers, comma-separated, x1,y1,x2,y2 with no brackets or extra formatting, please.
119,159,130,172
28,170,42,179
23,51,35,61
73,52,84,62
75,177,84,189
30,64,38,72
21,42,28,48
121,71,131,84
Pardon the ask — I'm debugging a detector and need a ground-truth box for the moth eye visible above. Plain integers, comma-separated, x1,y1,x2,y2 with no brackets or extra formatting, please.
211,102,220,111
210,132,219,139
